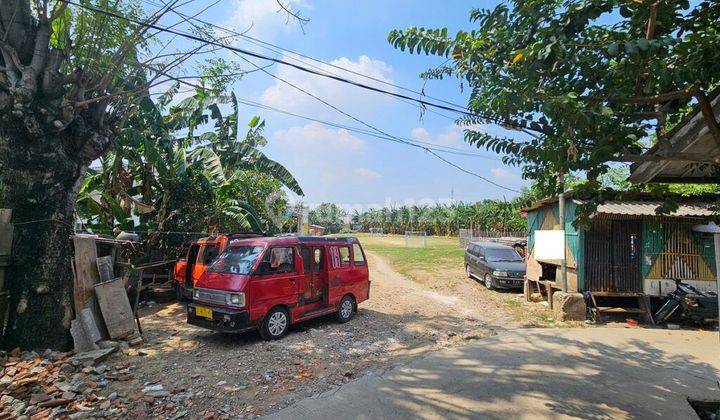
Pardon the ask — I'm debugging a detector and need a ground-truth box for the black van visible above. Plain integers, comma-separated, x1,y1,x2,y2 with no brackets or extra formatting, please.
464,241,526,290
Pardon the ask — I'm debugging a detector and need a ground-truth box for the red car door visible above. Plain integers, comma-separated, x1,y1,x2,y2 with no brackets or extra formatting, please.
248,246,301,317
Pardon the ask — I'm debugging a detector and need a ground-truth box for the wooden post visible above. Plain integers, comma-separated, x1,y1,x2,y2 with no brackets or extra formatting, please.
72,235,109,339
714,233,720,343
0,209,13,333
558,173,568,293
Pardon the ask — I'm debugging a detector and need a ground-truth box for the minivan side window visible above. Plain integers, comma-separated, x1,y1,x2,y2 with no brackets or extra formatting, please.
258,247,296,274
352,244,366,266
329,246,351,268
339,246,351,267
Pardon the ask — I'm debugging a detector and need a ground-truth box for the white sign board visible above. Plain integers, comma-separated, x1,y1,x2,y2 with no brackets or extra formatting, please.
535,230,565,260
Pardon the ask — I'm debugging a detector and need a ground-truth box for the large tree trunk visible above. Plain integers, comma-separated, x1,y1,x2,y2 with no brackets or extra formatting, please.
0,124,84,350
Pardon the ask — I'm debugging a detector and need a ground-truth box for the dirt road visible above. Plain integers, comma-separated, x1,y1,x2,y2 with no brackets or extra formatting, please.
105,251,518,418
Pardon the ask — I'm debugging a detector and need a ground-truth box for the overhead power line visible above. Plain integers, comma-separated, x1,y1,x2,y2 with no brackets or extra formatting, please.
230,96,503,160
141,0,461,124
139,0,469,116
62,0,521,193
226,46,521,192
60,0,544,136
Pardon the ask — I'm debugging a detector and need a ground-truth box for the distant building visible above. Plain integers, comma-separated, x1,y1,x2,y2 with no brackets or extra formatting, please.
309,224,326,236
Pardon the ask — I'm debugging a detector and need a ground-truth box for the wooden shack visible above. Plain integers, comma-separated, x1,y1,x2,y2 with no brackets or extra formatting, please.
523,195,718,298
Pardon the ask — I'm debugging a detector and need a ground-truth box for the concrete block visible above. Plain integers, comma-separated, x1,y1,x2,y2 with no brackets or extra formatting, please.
70,347,116,366
552,292,586,321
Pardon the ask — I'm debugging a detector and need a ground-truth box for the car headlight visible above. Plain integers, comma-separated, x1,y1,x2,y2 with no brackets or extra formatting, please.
193,289,200,299
227,292,245,307
492,270,508,277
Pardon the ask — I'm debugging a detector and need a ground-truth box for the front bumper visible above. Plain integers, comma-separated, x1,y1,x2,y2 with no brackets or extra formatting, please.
493,277,525,289
187,303,254,333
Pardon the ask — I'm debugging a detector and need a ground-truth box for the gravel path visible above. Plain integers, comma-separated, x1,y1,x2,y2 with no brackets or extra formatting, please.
103,251,518,418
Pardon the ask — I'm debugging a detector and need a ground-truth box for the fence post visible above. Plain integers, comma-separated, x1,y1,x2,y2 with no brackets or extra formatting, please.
0,209,13,335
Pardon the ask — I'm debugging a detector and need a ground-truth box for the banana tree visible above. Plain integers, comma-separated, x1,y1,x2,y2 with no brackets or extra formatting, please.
77,84,302,249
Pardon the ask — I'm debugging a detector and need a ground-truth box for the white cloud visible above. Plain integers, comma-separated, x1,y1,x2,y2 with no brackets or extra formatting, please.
273,122,365,151
260,54,395,119
410,127,431,142
226,0,307,41
490,167,519,180
410,124,469,146
270,123,380,198
353,167,381,180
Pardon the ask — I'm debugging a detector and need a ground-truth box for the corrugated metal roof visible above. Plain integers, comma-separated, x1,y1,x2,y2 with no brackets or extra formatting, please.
595,201,715,217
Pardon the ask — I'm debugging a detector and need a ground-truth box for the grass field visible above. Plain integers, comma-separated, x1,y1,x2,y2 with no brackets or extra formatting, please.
356,233,465,278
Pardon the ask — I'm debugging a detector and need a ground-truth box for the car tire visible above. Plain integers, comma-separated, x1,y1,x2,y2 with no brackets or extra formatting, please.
336,295,355,323
466,265,472,279
260,307,290,340
484,274,495,290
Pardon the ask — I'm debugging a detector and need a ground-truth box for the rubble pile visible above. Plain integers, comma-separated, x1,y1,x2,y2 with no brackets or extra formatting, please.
0,346,192,419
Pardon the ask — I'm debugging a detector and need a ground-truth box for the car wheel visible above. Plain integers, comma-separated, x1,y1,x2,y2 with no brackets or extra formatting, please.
260,307,290,340
484,274,495,290
466,265,472,278
336,295,355,323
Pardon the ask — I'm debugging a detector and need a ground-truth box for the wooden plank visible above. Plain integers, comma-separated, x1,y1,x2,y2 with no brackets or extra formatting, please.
545,282,554,309
72,236,108,339
596,307,645,313
0,210,12,313
641,295,655,325
590,291,643,297
94,278,138,340
73,236,99,312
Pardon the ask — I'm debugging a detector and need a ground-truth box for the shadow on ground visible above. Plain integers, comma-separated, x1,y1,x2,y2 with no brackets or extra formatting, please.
269,328,720,419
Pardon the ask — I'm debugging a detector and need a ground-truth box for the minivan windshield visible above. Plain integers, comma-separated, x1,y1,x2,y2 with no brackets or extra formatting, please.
206,245,265,274
485,248,523,262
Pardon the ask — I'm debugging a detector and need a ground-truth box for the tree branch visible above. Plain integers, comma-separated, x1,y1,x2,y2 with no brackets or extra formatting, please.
691,87,720,148
275,0,309,33
577,88,695,105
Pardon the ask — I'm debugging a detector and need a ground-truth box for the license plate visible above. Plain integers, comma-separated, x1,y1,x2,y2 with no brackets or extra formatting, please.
195,305,213,319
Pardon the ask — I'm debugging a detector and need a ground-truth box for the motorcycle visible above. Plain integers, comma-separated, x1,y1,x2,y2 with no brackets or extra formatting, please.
654,279,718,325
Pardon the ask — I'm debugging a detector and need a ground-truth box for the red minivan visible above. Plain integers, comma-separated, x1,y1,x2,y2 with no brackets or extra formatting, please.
187,236,370,340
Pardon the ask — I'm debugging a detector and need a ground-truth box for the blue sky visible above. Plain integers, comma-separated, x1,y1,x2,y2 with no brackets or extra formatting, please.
177,0,528,208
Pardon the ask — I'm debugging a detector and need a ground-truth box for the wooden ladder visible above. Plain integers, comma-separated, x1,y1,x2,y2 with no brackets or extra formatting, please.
589,292,654,325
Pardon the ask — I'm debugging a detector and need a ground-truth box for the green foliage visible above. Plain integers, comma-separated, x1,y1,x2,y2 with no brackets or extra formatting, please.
76,73,302,257
354,199,528,236
389,0,720,209
309,203,345,234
